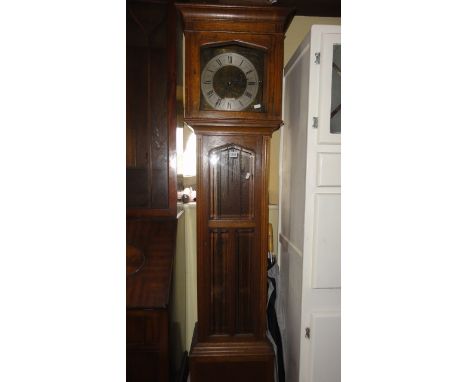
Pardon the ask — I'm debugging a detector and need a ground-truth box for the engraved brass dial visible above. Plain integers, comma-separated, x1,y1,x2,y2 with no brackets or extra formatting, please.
201,52,260,111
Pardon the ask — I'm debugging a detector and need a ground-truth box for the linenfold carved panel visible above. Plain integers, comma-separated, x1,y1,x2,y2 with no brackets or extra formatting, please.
210,229,229,334
235,229,254,334
208,228,255,336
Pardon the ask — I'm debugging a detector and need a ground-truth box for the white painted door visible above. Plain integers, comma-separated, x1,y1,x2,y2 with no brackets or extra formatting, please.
280,25,341,382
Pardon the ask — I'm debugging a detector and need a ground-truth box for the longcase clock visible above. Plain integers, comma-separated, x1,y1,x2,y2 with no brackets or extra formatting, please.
177,3,294,381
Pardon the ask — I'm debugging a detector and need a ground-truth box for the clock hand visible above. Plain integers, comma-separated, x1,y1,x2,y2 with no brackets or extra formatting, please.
227,79,245,86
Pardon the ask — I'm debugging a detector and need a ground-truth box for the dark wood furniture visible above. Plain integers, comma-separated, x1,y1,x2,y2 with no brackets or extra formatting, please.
126,0,177,218
127,1,182,380
177,4,293,381
127,219,178,382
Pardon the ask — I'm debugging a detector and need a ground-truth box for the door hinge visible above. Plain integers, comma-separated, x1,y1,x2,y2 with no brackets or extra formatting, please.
305,327,310,339
313,117,318,129
314,52,320,64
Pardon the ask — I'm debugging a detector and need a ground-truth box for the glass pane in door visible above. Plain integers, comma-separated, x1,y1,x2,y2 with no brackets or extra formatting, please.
330,44,341,134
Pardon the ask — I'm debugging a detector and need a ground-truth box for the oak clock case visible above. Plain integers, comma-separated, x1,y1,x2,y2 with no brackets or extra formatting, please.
177,3,293,382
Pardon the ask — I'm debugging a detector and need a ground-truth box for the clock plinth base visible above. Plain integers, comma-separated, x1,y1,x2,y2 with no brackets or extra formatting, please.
189,331,275,382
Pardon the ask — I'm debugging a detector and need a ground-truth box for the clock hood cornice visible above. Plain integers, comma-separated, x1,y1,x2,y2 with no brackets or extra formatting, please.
176,3,295,34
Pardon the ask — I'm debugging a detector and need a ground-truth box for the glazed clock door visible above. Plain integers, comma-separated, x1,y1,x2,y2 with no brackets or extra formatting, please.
197,134,265,341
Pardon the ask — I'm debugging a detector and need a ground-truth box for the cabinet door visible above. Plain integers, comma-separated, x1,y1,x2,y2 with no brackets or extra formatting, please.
302,25,341,382
197,134,266,340
281,25,341,382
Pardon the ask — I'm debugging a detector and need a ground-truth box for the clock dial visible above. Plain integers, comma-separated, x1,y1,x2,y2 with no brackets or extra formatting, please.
201,52,260,111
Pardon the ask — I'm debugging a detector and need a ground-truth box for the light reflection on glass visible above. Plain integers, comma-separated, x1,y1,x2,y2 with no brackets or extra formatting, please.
210,154,219,166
